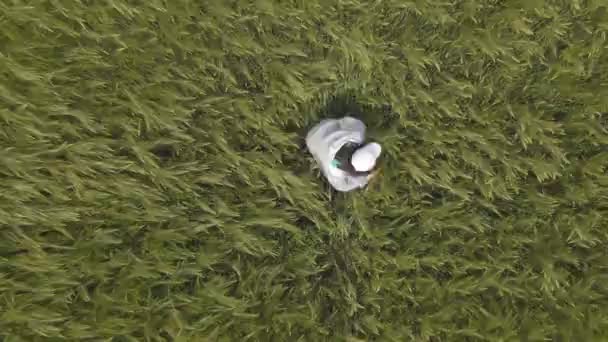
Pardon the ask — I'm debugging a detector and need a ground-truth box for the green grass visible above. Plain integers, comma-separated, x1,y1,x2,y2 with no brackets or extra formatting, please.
1,0,608,340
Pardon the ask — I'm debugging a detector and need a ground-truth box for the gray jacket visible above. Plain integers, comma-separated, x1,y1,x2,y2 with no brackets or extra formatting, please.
306,117,370,192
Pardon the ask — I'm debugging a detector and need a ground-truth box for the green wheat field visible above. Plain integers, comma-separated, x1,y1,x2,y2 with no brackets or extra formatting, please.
2,0,608,341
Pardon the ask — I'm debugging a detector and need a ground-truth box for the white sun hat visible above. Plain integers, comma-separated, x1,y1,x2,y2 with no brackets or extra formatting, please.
351,142,382,172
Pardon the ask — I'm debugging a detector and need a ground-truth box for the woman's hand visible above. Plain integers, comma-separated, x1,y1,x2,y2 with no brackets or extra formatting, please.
367,168,380,181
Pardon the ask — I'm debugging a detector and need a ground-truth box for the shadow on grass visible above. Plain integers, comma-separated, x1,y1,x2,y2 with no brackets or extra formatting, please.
314,94,399,141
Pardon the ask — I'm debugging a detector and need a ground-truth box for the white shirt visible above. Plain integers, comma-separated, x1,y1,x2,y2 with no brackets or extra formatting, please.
306,117,370,192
